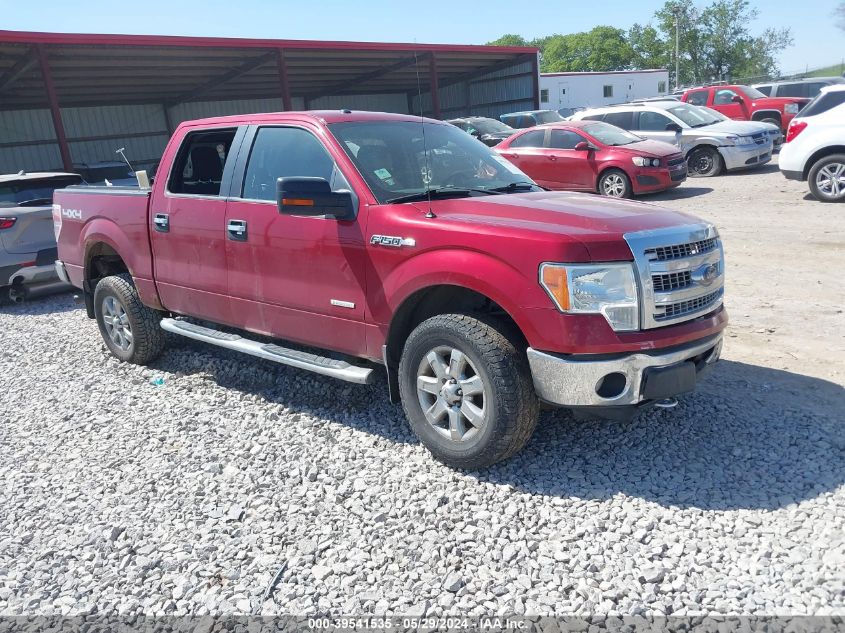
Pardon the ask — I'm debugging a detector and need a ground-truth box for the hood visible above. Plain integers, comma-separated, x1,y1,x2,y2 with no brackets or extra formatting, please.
614,138,682,156
411,191,702,260
706,119,779,134
683,119,769,137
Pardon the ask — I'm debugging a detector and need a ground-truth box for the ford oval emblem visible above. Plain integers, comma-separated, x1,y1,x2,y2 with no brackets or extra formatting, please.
691,262,719,286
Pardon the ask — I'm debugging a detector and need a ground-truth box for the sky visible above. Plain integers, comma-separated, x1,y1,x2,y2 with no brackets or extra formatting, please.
2,0,842,73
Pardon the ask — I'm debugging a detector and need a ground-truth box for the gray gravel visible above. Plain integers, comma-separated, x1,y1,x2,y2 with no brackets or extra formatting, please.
1,161,844,617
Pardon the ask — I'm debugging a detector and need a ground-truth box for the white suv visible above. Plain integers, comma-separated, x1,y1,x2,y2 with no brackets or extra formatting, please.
779,84,845,202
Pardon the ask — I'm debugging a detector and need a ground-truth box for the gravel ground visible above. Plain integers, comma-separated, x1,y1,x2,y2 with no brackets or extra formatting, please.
1,156,844,618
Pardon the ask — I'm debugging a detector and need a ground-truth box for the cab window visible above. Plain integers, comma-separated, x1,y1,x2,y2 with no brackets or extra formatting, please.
713,89,739,105
167,128,237,196
686,90,709,106
241,126,347,201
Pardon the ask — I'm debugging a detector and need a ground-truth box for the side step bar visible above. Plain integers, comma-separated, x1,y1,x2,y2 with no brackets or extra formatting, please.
160,318,374,384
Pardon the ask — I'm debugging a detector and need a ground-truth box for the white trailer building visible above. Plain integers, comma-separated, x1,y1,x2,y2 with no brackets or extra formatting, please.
540,69,670,113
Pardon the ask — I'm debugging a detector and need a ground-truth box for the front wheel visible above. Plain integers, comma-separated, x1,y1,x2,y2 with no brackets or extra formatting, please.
598,169,632,198
94,273,165,364
808,154,845,202
687,146,724,177
398,314,539,469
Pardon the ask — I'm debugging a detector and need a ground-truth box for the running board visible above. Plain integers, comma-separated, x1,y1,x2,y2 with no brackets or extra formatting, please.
160,318,374,384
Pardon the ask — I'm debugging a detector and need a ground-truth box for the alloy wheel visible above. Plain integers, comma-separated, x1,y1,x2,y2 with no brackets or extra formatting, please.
101,296,133,351
602,173,626,197
416,346,487,442
816,162,845,199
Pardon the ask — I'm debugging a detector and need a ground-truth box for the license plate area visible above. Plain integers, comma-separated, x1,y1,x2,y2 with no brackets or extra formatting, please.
641,361,697,400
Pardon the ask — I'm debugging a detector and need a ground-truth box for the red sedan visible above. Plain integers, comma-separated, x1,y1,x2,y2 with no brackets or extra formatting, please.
495,120,687,198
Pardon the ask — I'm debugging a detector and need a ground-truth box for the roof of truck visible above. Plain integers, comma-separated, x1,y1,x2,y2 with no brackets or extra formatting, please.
180,110,444,128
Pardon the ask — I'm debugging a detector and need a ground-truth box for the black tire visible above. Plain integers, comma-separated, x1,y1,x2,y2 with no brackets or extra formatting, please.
398,313,539,469
94,273,165,364
760,116,781,129
687,146,724,177
597,169,633,198
808,154,845,203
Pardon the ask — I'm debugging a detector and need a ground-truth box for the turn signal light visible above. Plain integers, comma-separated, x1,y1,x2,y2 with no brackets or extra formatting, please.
785,120,807,143
281,198,314,206
0,217,17,230
540,265,570,311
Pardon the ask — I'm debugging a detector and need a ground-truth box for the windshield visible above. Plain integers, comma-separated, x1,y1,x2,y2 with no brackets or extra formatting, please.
469,119,513,135
534,111,564,124
738,85,768,99
329,121,536,204
666,104,721,127
0,176,82,208
582,121,642,146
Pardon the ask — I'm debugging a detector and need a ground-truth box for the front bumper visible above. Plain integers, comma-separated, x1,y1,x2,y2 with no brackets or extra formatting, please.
527,332,723,408
720,143,773,171
633,166,687,193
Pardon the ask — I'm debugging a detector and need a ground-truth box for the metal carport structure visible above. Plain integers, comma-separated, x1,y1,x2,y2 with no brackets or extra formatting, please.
0,30,539,173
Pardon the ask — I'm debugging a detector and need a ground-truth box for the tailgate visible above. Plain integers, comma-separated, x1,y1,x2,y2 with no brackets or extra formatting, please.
0,205,54,255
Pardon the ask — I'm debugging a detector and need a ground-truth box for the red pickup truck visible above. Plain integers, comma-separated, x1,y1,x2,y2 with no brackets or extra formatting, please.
682,84,809,131
54,110,727,469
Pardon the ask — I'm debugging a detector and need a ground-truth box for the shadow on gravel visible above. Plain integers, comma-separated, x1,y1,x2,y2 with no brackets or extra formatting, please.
643,186,714,201
481,359,845,511
0,290,78,315
151,339,844,512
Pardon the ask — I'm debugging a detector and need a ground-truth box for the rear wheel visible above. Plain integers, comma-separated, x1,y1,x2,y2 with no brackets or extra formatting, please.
808,154,845,202
398,314,539,469
687,146,723,177
760,116,781,129
94,273,165,364
598,169,632,198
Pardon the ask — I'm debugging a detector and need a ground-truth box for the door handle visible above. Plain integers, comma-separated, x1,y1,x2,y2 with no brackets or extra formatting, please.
153,213,169,232
506,153,518,159
227,219,247,241
548,155,558,161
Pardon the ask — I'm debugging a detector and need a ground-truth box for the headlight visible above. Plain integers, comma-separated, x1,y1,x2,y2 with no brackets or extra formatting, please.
632,156,661,167
785,103,800,115
540,263,639,331
724,135,754,146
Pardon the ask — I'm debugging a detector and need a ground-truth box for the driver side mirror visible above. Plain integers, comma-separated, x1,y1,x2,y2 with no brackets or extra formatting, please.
277,177,354,219
574,141,592,151
731,95,744,103
665,123,683,133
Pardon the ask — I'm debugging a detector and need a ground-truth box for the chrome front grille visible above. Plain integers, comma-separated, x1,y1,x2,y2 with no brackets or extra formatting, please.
624,224,725,329
645,237,718,261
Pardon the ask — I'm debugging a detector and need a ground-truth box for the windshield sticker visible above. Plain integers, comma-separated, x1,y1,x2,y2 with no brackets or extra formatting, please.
374,168,395,186
492,155,525,175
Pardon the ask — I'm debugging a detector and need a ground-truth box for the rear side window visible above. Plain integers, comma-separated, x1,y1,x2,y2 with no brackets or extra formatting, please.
777,83,807,98
581,114,604,122
242,126,338,201
799,90,845,118
168,128,236,196
686,90,709,106
509,129,545,148
756,85,772,96
602,111,634,130
548,129,585,149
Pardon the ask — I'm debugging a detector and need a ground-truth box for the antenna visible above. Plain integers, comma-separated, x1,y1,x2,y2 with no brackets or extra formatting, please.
115,147,135,173
413,48,436,219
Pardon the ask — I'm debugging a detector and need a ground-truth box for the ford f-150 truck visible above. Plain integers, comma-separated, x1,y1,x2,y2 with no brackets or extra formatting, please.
54,110,727,469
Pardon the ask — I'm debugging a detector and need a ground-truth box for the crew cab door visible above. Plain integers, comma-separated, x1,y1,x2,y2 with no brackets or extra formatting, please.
712,88,748,120
224,124,368,356
150,126,244,325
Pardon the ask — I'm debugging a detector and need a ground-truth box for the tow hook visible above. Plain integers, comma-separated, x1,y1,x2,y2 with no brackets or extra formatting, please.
654,397,679,409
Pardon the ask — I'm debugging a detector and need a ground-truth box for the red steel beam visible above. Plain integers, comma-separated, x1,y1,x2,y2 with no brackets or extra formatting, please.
35,44,72,171
531,52,540,109
429,53,441,119
277,48,293,110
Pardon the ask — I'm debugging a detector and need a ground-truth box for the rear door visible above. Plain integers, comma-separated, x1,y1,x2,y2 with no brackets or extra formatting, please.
223,123,368,356
150,125,244,325
498,129,551,185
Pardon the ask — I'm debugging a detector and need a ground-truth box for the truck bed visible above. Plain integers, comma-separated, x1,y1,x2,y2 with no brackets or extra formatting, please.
54,185,154,296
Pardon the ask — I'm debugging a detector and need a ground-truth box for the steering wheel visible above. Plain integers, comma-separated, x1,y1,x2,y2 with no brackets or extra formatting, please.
443,169,483,187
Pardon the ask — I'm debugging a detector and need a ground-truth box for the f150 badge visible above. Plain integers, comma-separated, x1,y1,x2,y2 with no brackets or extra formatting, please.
370,235,416,248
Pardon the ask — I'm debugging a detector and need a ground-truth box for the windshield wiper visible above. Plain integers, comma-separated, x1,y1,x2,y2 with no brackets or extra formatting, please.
385,186,501,204
489,181,537,193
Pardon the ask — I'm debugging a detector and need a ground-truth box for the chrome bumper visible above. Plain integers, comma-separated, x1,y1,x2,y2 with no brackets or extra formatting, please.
527,333,723,408
720,142,772,171
55,260,70,284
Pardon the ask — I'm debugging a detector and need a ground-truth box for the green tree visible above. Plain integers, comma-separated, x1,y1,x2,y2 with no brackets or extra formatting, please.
627,23,669,71
539,26,633,72
487,34,530,47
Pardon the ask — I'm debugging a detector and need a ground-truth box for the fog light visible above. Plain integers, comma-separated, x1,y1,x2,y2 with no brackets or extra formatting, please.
596,372,627,399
